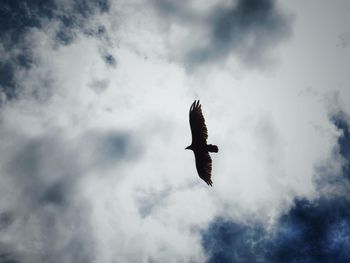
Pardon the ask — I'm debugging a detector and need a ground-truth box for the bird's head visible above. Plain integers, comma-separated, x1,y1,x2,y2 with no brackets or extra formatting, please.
185,145,193,150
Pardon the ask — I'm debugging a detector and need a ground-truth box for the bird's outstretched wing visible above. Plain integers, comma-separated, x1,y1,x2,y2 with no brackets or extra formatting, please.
194,151,213,186
189,100,208,145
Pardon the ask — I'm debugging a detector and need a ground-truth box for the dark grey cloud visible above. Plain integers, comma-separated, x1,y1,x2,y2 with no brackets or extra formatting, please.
190,0,292,67
136,187,172,218
0,135,92,262
88,79,110,94
0,211,13,231
40,180,70,206
153,0,292,69
338,32,350,48
152,0,199,22
0,62,17,101
0,251,20,263
102,53,117,67
0,129,141,262
83,131,143,168
3,131,139,203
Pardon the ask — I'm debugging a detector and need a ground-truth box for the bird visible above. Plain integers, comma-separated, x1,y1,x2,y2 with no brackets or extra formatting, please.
186,100,218,186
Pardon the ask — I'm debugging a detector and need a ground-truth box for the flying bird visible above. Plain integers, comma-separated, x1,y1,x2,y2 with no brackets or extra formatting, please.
186,100,218,186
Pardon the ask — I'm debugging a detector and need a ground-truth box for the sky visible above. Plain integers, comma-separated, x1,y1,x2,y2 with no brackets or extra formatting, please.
0,0,350,262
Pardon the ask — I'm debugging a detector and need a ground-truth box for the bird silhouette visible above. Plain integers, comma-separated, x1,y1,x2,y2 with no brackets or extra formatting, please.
186,100,218,186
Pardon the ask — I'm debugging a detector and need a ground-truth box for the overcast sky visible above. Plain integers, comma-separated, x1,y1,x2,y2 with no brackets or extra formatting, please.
0,0,350,262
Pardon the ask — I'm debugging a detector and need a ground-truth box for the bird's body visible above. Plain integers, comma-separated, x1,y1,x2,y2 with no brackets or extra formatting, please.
186,100,218,186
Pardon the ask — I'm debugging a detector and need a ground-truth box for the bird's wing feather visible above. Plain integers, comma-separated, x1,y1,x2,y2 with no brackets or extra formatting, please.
194,151,212,186
189,100,208,145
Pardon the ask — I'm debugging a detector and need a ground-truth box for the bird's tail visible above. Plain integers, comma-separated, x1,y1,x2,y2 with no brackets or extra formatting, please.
206,179,213,187
207,144,218,153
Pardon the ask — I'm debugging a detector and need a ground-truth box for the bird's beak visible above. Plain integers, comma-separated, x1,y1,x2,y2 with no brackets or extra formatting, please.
185,146,190,150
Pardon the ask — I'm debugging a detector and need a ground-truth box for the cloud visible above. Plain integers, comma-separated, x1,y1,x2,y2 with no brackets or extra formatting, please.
1,0,350,262
331,113,350,181
0,128,138,262
202,197,350,263
0,0,110,101
338,32,350,48
152,0,293,70
315,111,350,197
269,198,350,263
202,111,350,263
0,135,94,262
188,0,292,68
